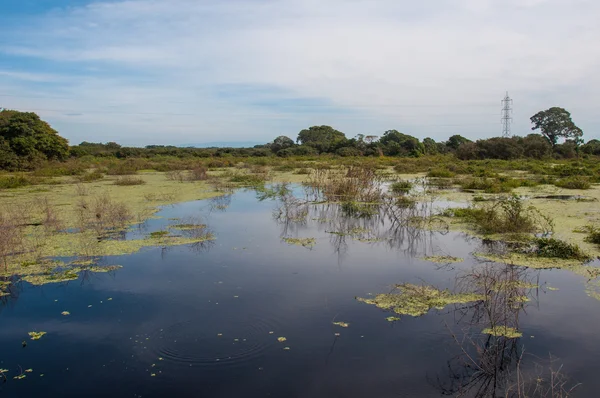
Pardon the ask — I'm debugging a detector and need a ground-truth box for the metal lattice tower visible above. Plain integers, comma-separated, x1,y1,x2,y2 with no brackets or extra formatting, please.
501,92,513,137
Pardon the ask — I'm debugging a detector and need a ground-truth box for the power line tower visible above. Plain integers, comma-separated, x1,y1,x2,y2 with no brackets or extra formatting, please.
501,92,513,137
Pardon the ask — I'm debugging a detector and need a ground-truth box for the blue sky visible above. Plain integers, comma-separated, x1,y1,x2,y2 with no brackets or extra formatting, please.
1,0,599,146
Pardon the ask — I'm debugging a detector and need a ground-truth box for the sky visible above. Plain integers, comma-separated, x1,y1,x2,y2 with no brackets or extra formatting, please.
0,0,598,146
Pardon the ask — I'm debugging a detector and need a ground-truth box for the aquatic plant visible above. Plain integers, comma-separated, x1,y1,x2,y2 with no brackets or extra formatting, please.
332,321,350,328
390,180,413,195
282,237,316,248
421,256,464,264
534,238,591,261
28,331,46,340
481,326,522,339
356,284,484,317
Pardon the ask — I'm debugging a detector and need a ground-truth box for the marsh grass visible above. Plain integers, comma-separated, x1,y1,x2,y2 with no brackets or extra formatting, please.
0,175,35,189
445,195,552,236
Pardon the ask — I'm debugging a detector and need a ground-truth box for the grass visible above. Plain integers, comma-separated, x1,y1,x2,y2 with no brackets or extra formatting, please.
282,237,316,247
585,228,600,245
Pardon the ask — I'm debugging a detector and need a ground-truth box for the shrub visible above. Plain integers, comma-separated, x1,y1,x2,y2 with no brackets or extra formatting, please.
427,168,456,178
0,175,33,189
189,165,208,181
534,238,590,261
585,228,600,245
554,177,591,190
390,180,413,194
77,170,104,183
114,176,146,186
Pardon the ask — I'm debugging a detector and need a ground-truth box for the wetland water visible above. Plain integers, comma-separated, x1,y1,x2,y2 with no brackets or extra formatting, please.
1,186,599,397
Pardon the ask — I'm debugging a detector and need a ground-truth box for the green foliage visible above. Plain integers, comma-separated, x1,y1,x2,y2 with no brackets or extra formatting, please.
379,130,424,157
585,228,600,245
427,168,456,178
530,107,583,147
446,195,547,235
554,177,591,190
296,126,347,153
114,176,146,186
77,170,104,182
0,175,34,189
0,110,69,170
446,135,472,151
534,238,590,261
390,180,413,194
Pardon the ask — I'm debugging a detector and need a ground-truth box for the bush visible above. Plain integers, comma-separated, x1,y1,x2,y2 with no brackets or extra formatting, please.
0,175,33,189
554,177,591,190
427,168,456,178
114,176,146,186
390,180,413,194
446,195,547,235
534,238,590,261
585,228,600,245
77,170,104,183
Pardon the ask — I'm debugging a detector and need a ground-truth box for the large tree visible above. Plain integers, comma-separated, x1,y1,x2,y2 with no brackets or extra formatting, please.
270,135,295,154
296,125,346,153
379,130,424,157
0,109,69,169
530,107,583,147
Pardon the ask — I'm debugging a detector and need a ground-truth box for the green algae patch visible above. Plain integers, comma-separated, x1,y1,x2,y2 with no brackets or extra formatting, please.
169,224,207,231
482,326,522,339
474,252,600,278
421,255,464,264
282,237,316,248
356,284,484,317
28,331,46,340
332,321,350,328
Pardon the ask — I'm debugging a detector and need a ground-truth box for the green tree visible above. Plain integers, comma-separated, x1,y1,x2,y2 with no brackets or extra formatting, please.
446,135,472,151
270,135,295,154
422,137,438,155
379,130,424,157
530,107,583,147
0,110,69,169
296,125,346,153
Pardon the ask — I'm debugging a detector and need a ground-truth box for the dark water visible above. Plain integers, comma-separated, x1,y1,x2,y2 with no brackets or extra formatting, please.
1,188,600,397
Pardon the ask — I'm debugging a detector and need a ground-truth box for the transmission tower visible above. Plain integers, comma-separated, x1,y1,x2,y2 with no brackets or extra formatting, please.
501,92,513,137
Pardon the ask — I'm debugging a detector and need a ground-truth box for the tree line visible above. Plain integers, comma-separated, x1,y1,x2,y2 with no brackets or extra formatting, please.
1,106,598,171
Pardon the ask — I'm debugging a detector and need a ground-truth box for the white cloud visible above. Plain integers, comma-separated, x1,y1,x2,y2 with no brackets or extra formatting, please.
1,0,599,145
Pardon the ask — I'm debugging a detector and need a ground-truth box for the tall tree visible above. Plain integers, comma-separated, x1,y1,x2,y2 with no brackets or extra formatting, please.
296,125,346,153
530,107,583,147
0,109,69,169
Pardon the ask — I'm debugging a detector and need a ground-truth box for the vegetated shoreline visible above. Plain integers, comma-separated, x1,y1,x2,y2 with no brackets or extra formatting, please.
1,158,599,290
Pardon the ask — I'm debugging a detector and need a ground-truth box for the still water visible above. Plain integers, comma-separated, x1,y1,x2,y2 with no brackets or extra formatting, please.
1,188,599,397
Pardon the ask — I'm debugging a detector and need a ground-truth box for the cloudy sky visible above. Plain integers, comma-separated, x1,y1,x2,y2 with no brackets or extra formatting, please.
0,0,598,146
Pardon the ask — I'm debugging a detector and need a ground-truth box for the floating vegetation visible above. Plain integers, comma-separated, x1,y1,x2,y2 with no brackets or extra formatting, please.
482,326,522,339
332,321,350,328
534,238,591,261
490,280,538,291
386,316,401,322
61,311,70,316
28,331,46,340
13,374,26,380
357,284,484,317
282,237,316,248
149,230,170,238
421,255,464,264
169,223,207,231
277,337,287,342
